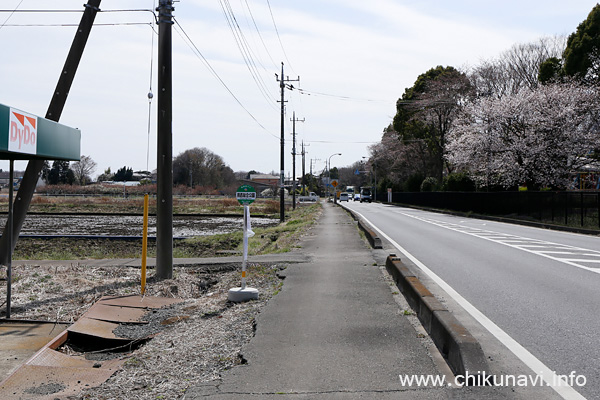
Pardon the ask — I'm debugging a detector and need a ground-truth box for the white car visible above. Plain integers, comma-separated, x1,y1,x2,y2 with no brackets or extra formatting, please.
339,193,349,202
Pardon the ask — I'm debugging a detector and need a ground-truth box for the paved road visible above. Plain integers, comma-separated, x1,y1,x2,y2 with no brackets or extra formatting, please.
186,202,451,399
344,201,600,400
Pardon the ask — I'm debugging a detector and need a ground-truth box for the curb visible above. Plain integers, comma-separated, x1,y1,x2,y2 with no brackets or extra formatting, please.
386,255,489,385
338,204,382,249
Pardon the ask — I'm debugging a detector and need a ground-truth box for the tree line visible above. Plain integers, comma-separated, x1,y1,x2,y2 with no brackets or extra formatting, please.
40,147,237,192
368,5,600,193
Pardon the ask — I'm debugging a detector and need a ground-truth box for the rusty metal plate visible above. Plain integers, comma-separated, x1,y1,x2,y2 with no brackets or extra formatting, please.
27,348,94,368
0,321,68,351
0,321,69,384
99,294,183,309
83,303,148,324
0,362,123,399
67,317,121,340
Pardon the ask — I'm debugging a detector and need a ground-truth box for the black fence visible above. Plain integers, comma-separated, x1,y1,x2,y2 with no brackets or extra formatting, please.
384,191,600,230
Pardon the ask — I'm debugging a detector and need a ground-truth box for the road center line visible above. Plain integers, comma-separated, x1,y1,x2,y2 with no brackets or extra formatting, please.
350,208,587,400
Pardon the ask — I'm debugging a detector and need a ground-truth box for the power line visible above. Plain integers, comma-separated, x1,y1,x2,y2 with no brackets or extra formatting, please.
297,88,391,104
243,0,277,68
265,0,294,73
2,22,152,27
173,17,278,140
0,0,24,31
306,140,379,144
218,0,277,109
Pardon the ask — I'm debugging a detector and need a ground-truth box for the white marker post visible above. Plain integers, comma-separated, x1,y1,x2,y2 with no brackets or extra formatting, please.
228,185,259,302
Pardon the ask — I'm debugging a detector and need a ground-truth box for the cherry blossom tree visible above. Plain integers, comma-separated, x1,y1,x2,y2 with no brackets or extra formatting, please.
447,82,600,189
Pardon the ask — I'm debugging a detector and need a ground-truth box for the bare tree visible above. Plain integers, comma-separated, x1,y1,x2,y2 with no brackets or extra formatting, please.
470,35,567,98
71,155,97,186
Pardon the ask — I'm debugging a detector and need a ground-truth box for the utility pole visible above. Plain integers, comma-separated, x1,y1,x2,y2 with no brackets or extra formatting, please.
276,62,299,222
290,112,304,209
301,141,309,195
156,0,174,279
0,0,101,265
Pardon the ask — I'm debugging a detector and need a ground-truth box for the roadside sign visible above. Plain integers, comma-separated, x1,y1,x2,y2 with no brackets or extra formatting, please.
331,179,338,188
0,103,80,161
236,184,256,205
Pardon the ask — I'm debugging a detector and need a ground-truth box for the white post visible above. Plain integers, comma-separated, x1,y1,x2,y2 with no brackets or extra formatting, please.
227,203,259,302
241,204,249,290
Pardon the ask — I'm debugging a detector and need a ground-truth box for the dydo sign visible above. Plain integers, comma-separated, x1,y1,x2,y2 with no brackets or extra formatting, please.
0,103,80,160
9,108,37,155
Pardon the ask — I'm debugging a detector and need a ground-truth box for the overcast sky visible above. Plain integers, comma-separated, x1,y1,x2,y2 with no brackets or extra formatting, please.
0,0,598,179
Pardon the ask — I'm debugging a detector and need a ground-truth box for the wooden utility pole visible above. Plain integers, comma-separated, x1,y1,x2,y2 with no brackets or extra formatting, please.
0,0,101,266
156,0,174,279
276,63,299,222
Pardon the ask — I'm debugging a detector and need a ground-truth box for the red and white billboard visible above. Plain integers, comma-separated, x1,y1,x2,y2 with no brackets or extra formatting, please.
9,108,37,155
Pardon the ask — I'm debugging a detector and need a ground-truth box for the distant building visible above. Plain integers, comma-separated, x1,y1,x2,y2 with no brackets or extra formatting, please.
249,174,279,186
0,170,25,189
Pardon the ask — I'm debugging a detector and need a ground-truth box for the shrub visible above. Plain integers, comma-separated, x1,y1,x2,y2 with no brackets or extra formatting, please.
442,172,476,192
420,177,439,192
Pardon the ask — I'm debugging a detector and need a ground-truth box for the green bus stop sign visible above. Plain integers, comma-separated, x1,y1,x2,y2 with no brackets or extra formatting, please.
236,184,256,205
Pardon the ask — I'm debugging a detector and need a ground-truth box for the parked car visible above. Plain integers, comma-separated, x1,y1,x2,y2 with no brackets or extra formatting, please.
298,192,319,203
339,193,349,202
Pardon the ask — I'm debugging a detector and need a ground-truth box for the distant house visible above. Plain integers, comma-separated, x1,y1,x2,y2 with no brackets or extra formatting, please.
0,170,25,190
249,174,279,186
233,174,280,196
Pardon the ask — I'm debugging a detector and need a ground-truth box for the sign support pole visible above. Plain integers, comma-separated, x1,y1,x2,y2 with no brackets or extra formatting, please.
241,204,249,290
0,0,101,266
229,185,259,302
5,160,13,318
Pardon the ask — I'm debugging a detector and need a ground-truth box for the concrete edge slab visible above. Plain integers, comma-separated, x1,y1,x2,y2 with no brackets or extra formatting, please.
385,255,489,385
338,204,383,249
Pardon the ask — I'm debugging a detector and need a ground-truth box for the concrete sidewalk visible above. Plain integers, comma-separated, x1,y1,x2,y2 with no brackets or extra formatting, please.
184,202,449,399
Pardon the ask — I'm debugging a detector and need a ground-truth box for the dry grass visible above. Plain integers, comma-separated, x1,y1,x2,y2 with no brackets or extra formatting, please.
1,261,285,399
2,195,283,215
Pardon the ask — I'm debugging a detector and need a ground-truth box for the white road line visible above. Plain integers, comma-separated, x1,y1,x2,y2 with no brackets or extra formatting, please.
350,208,587,400
402,213,600,275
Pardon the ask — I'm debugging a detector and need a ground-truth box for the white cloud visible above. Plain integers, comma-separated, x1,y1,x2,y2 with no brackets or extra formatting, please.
0,0,598,176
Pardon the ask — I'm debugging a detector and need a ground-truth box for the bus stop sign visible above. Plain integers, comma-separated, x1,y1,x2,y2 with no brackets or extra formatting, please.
236,184,256,205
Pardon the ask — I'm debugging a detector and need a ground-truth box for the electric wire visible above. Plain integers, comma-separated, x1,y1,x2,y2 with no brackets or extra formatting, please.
220,0,273,104
305,140,378,144
146,0,157,173
0,0,24,31
219,0,277,110
297,88,391,104
173,17,278,140
265,0,294,73
1,22,152,27
243,0,278,69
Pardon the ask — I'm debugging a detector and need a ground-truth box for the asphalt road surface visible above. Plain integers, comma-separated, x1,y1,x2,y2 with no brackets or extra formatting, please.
344,201,599,400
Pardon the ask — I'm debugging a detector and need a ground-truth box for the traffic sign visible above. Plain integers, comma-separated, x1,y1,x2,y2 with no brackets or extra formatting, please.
331,179,338,188
236,184,256,205
0,103,80,161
